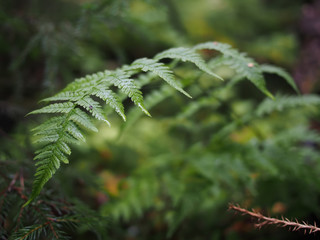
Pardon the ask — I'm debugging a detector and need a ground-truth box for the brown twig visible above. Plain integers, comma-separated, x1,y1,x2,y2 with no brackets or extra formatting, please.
229,204,320,234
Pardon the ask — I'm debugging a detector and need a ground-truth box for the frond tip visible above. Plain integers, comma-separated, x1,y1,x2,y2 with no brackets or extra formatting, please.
194,41,274,99
155,47,223,81
129,58,192,98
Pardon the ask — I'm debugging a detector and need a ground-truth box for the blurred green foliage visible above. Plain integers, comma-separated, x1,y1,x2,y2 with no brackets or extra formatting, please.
1,0,320,239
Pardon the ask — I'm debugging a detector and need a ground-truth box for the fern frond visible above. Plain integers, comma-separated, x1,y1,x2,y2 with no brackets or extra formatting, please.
63,72,104,92
33,126,62,136
91,87,126,121
107,69,151,116
260,64,299,93
194,42,274,99
56,141,72,155
103,176,159,221
26,42,290,207
41,91,84,102
33,134,60,144
155,47,223,80
256,94,320,116
76,96,111,126
28,102,75,115
66,121,86,142
32,116,65,132
272,125,320,145
177,94,220,120
25,156,61,206
60,132,81,145
69,108,98,132
129,58,192,98
121,85,175,136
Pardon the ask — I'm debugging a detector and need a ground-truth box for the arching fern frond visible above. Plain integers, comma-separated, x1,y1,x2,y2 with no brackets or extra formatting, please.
106,69,151,116
91,87,126,121
121,85,175,136
25,42,281,206
128,58,192,98
260,64,299,93
194,42,275,99
41,91,84,102
75,96,110,125
69,108,99,132
256,94,320,116
155,47,223,80
29,102,75,114
102,176,159,221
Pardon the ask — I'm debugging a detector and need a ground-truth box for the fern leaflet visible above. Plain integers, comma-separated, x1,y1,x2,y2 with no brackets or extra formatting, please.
256,94,320,116
129,57,192,98
260,64,299,93
194,42,275,98
155,47,223,80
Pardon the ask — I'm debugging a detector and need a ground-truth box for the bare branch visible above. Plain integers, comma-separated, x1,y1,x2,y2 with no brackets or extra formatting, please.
229,203,320,234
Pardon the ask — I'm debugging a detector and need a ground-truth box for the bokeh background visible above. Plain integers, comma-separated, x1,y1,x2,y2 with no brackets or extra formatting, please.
1,0,320,239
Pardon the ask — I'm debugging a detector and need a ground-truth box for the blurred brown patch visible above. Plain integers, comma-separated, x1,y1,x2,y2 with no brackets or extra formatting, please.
272,202,287,214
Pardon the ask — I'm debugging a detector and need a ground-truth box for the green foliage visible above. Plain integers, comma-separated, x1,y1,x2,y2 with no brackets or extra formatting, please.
154,47,223,80
257,94,320,116
26,41,289,206
0,159,109,240
101,84,320,239
194,42,274,98
260,64,299,93
3,1,320,239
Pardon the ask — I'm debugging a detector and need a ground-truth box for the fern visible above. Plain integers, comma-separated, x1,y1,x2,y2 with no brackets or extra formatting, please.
103,176,159,221
256,94,320,116
155,47,223,80
25,43,224,205
194,42,275,98
121,85,176,136
127,57,192,98
25,41,291,205
29,102,75,114
260,64,299,93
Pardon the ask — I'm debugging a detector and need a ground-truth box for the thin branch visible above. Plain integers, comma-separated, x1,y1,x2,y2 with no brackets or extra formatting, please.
18,222,50,240
48,221,58,239
229,204,320,234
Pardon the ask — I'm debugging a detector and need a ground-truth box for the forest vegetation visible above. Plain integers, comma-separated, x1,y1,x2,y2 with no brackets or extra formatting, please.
1,0,320,239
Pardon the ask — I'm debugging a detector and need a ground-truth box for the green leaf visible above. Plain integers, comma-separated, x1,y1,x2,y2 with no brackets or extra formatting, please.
129,58,192,98
24,152,61,207
41,91,84,102
256,94,320,116
66,121,86,142
260,64,300,94
76,96,111,126
107,70,151,117
70,108,98,132
195,42,274,99
28,102,75,115
155,47,223,80
92,87,126,121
